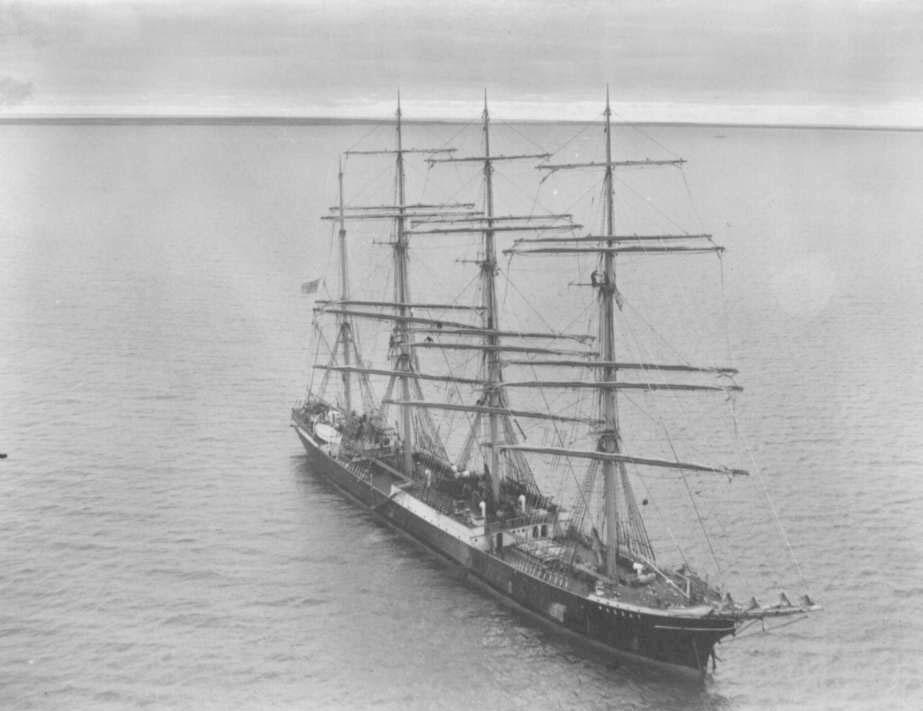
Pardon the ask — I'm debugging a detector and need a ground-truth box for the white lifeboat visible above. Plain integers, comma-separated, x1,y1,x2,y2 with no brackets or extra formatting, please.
314,422,342,446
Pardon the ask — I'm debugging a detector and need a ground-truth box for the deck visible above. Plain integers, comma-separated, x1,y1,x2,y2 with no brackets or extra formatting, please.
339,448,707,613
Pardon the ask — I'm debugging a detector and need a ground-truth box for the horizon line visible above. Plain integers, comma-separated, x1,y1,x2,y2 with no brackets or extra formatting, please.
1,112,921,132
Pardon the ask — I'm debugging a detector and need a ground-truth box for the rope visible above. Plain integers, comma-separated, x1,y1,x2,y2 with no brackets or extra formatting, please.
717,253,734,371
343,121,384,155
729,614,810,640
546,120,596,162
500,270,559,336
343,153,397,210
492,166,564,220
437,116,481,152
612,172,689,234
662,423,722,574
428,278,482,454
494,118,548,154
611,114,684,161
618,293,691,366
624,444,690,567
311,321,336,398
305,320,325,398
306,220,340,399
679,167,707,233
499,266,588,501
730,399,811,594
609,274,732,560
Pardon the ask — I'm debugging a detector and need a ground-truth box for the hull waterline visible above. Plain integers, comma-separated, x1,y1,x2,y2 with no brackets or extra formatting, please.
293,417,736,677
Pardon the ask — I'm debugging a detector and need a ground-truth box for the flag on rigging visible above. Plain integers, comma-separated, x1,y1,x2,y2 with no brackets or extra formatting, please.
301,278,321,295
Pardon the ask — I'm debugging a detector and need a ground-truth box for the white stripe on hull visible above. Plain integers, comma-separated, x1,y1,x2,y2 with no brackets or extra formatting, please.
293,420,735,675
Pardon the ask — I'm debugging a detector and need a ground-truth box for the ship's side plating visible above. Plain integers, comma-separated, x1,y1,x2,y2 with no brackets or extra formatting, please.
293,414,736,675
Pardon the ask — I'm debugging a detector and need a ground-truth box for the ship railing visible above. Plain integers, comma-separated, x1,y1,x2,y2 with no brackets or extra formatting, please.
485,511,555,534
346,460,373,484
361,446,397,460
412,484,459,518
507,551,569,590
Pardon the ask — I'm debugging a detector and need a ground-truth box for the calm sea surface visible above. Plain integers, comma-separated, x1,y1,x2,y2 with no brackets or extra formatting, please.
0,120,920,710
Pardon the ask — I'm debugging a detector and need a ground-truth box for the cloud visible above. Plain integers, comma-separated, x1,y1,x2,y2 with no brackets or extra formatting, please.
4,0,921,124
0,76,33,106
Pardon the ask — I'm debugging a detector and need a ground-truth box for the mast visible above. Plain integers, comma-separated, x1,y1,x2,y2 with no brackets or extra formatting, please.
324,105,490,467
498,90,746,573
482,92,503,505
600,86,621,577
336,158,353,414
394,92,415,477
421,101,577,503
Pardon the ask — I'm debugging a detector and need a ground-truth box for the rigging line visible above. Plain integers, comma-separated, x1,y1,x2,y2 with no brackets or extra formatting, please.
431,269,489,452
349,328,376,405
617,305,704,446
343,154,399,210
730,399,810,594
311,321,337,394
546,120,596,163
494,117,549,154
402,151,444,195
343,120,384,155
517,355,584,502
434,166,484,215
611,173,689,234
618,310,741,572
306,221,339,398
619,295,693,367
609,111,684,162
453,270,483,313
734,619,761,637
613,258,726,380
545,169,605,221
503,414,585,508
492,167,572,226
567,458,599,535
433,334,480,439
598,181,607,236
717,253,734,368
611,407,690,566
730,614,809,640
661,420,723,575
679,167,707,233
417,158,433,205
499,270,560,338
619,295,729,456
317,218,336,302
614,251,740,401
558,294,596,342
306,320,325,397
501,254,514,318
525,176,549,225
436,116,481,152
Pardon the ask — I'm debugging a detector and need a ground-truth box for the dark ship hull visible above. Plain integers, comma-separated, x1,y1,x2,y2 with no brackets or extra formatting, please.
293,412,737,676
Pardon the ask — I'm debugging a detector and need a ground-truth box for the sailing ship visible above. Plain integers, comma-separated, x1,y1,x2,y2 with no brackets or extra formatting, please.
291,91,819,676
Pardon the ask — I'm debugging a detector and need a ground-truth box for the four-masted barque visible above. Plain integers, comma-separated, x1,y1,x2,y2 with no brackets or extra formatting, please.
291,91,819,676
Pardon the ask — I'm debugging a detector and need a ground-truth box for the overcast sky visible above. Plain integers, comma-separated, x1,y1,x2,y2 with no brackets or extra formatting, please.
1,0,920,125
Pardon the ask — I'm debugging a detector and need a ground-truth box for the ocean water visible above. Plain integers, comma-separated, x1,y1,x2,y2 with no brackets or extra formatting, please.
0,120,920,710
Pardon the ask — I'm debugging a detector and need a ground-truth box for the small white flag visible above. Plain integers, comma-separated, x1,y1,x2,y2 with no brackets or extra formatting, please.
301,279,321,295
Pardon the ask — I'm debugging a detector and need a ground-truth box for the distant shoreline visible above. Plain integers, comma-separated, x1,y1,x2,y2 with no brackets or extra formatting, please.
0,115,920,132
